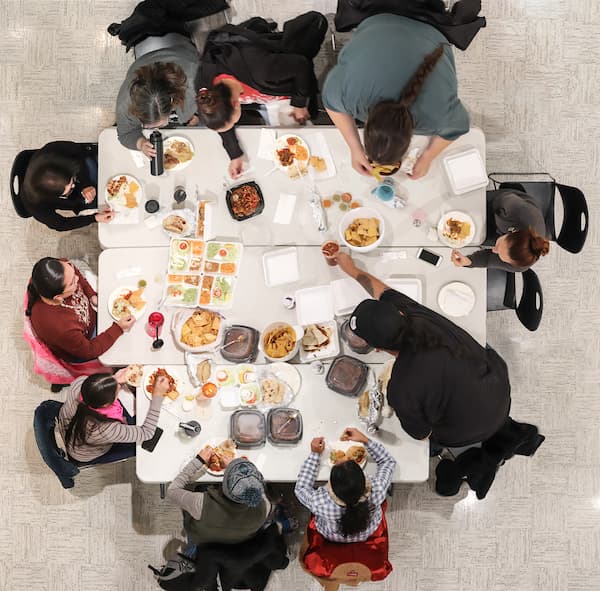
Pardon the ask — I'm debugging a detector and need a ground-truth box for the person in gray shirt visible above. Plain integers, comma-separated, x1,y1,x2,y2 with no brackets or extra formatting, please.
322,14,469,179
451,189,550,272
115,42,200,158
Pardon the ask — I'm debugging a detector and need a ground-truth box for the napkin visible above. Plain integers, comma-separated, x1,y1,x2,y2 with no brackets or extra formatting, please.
257,129,277,160
144,214,163,229
273,193,297,224
305,132,336,180
118,387,136,416
129,149,146,168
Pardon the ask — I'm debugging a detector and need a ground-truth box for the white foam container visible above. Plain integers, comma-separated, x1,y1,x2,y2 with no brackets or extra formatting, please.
262,247,300,287
295,285,335,325
330,277,371,317
385,276,423,303
443,148,488,195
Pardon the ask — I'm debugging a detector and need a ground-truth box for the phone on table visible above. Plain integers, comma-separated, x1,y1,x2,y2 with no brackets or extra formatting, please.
141,427,164,453
416,248,443,267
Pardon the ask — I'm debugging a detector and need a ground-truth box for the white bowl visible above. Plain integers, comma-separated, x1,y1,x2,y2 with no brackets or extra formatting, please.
259,322,303,363
171,308,226,353
338,207,385,253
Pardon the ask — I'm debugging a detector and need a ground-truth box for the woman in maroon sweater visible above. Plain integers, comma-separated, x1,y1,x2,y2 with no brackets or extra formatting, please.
26,257,134,363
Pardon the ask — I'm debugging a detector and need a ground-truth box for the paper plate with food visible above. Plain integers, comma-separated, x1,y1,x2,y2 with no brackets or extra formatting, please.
260,322,303,362
256,374,294,411
105,174,142,210
267,362,302,396
274,134,310,178
124,364,143,388
299,321,340,362
437,211,476,247
339,207,385,253
171,308,225,352
161,209,195,238
163,136,194,171
201,438,238,477
143,366,181,404
108,285,147,321
327,440,368,468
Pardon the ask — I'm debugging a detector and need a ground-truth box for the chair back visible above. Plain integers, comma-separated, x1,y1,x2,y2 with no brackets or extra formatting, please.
33,400,80,489
486,269,516,311
556,183,589,253
134,33,191,59
10,149,36,218
516,269,543,331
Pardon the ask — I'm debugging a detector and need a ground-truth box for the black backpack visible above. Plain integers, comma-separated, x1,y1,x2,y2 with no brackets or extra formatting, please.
148,553,196,590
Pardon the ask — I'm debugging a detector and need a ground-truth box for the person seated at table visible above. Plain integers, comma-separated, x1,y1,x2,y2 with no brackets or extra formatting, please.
116,42,200,157
168,454,271,548
451,188,550,272
335,252,511,448
26,257,134,364
294,427,395,542
58,371,168,463
195,12,327,178
322,14,469,179
22,141,114,231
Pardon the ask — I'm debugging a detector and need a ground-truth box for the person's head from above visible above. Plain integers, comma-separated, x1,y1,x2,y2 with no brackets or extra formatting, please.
129,62,187,128
349,299,406,352
196,80,243,133
81,373,119,409
492,227,550,268
330,459,370,536
26,257,79,315
27,155,79,200
364,45,445,167
222,458,265,507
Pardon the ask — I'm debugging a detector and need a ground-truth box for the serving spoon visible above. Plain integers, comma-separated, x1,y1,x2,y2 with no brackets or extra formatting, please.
275,410,300,435
213,334,247,353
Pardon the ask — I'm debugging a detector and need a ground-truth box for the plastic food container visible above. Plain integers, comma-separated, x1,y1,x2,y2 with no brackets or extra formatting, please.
325,355,369,396
340,320,373,355
225,181,265,221
221,325,259,363
267,408,303,445
229,409,266,449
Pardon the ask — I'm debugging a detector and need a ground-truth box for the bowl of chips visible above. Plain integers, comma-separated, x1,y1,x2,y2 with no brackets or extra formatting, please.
171,308,225,353
339,207,385,253
260,322,303,362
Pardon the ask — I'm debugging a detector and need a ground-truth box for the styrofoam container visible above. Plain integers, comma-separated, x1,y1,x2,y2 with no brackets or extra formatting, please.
331,277,371,317
443,148,488,195
262,247,300,287
385,277,423,304
295,285,335,325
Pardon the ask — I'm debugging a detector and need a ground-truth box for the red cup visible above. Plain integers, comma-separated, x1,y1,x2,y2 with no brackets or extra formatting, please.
145,311,165,337
321,240,340,266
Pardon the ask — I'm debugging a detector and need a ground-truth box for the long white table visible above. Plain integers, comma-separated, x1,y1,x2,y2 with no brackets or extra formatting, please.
97,245,486,366
97,126,486,249
134,363,429,484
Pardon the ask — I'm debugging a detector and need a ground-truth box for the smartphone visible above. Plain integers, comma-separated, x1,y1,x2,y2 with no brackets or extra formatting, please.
416,248,443,267
141,427,164,453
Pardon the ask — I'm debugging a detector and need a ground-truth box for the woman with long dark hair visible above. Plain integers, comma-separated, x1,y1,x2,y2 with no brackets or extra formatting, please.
295,428,396,542
334,252,511,448
58,371,168,463
26,257,133,363
322,14,469,178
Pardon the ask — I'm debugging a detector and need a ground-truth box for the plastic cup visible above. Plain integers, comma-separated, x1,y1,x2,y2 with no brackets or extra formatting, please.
321,240,340,266
373,183,394,202
144,199,160,214
145,311,164,337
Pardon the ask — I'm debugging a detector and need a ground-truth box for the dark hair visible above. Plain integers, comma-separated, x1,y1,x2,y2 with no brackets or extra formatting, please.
330,461,371,537
24,157,79,202
129,62,187,124
26,257,66,316
196,84,234,130
506,227,550,267
64,374,119,448
364,45,446,165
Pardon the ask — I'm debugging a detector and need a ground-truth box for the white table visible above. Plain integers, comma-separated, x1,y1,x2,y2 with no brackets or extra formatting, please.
97,126,487,249
97,245,486,366
134,364,429,484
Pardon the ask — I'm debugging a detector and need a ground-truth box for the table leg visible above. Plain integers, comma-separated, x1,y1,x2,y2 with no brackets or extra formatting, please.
160,483,166,499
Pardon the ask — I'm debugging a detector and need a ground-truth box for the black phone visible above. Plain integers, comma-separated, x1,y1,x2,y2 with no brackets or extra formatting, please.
141,427,164,453
416,248,443,267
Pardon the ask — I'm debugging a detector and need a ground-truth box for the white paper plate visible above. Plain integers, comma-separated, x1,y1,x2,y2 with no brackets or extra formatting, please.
298,321,340,362
266,362,302,396
201,437,239,477
295,285,335,326
105,174,143,224
437,210,476,247
262,247,300,287
437,282,476,317
326,440,367,468
107,286,147,321
163,136,195,172
141,366,184,406
160,208,196,239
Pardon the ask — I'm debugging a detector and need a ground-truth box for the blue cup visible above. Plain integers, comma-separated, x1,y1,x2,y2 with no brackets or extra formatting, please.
373,183,394,202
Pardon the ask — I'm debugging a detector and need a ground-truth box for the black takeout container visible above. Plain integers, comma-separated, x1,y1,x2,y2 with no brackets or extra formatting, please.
325,355,369,397
225,181,265,222
230,409,266,449
340,319,373,355
221,325,259,363
267,408,303,445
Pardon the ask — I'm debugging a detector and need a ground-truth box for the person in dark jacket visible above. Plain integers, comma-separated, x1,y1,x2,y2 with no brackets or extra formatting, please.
195,12,327,178
451,189,550,272
22,141,113,231
335,251,511,447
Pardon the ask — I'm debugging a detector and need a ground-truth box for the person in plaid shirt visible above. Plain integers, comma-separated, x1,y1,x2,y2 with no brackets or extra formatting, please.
294,427,396,543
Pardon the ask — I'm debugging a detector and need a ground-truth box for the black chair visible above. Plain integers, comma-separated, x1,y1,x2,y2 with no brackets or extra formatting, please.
487,172,589,253
10,149,36,218
487,268,543,331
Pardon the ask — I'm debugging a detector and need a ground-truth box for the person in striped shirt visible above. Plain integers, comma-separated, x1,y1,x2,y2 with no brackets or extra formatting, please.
58,370,168,464
294,427,396,543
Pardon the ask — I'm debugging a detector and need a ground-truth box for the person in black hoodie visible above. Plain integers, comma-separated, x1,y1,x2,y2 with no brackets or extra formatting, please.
195,12,327,178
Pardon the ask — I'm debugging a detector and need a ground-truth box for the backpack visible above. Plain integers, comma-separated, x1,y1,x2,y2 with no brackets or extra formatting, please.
148,553,196,590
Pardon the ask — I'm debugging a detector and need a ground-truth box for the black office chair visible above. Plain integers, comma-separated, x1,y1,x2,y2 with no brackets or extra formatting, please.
10,149,36,218
487,268,543,331
487,172,589,253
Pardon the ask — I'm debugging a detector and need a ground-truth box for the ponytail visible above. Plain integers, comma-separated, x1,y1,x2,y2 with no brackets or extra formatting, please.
364,44,446,165
196,84,234,130
506,227,550,267
330,461,371,537
26,257,65,316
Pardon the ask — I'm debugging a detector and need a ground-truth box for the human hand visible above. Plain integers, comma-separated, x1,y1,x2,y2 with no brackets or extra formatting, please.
117,315,136,332
81,186,96,203
90,295,98,307
311,437,325,454
186,114,200,127
152,375,170,398
221,453,234,468
113,367,129,385
199,445,213,463
340,427,369,444
350,147,372,177
95,208,115,224
228,156,244,179
334,251,358,277
291,107,310,124
137,138,156,160
451,249,472,267
408,152,432,180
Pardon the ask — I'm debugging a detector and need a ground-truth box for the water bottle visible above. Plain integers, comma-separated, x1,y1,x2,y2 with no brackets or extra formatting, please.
149,130,164,176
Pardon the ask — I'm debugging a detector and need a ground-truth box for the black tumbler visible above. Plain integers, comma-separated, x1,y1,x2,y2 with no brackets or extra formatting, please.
149,130,164,176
